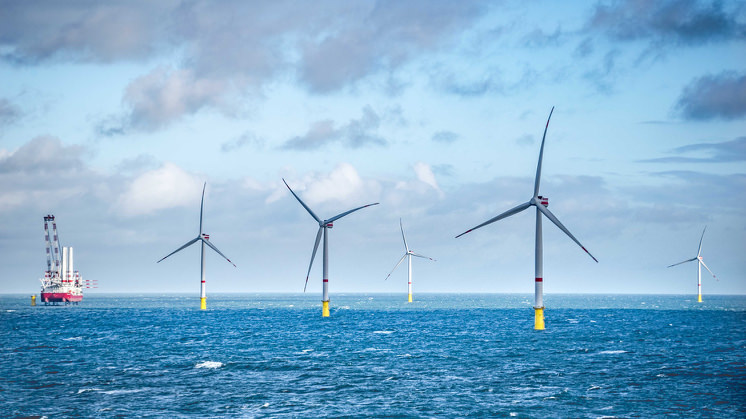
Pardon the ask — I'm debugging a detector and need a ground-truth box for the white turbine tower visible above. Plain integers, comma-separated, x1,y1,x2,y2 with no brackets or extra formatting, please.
385,219,435,302
157,182,236,310
283,179,379,317
456,106,598,330
668,226,718,303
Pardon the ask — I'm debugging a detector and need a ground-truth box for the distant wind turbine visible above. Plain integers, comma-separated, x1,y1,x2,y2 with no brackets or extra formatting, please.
385,219,435,302
283,179,379,317
668,226,718,303
456,106,598,330
157,182,236,310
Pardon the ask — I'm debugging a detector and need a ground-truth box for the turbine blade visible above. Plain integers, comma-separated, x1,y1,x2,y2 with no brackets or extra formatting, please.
400,218,409,252
199,182,206,235
157,237,200,263
203,238,236,267
282,178,321,223
667,257,697,268
385,254,408,280
411,252,436,261
536,204,598,263
534,106,555,197
699,259,717,280
327,202,379,223
697,226,706,257
455,201,532,238
304,227,323,292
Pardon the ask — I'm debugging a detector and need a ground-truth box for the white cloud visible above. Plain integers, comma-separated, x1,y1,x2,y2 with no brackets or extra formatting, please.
413,162,443,196
115,162,204,216
279,163,383,211
123,67,227,131
304,163,383,208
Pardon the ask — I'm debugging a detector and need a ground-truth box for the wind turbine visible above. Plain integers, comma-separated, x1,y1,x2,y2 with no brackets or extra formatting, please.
283,179,379,317
157,182,236,310
667,226,718,302
385,219,435,302
456,106,598,330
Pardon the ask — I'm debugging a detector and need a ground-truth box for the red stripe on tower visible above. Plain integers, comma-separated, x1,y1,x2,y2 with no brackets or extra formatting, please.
535,277,543,282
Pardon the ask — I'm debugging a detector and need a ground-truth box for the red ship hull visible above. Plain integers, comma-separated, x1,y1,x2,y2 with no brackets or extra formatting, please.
41,292,83,303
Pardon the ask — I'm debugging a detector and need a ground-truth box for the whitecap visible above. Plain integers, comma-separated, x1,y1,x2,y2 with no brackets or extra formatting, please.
397,353,412,358
598,350,628,355
373,330,394,334
101,389,145,395
6,310,16,313
261,403,270,408
195,361,224,369
63,336,83,341
587,385,601,391
77,387,103,394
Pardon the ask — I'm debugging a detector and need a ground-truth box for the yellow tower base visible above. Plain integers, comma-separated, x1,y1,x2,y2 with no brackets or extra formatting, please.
200,297,206,310
698,294,702,303
31,295,36,306
322,300,330,317
408,293,413,303
534,307,545,330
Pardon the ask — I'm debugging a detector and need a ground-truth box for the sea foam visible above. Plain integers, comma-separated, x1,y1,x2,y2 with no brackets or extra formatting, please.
195,361,224,369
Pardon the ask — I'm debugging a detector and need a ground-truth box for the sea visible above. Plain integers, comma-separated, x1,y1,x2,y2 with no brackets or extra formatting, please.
1,293,744,418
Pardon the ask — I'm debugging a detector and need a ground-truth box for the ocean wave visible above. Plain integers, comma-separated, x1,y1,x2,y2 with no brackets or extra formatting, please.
373,330,394,334
597,350,628,355
195,361,224,369
63,336,83,341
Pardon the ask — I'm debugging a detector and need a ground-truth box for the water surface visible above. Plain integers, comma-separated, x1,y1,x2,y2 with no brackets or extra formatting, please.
2,294,744,417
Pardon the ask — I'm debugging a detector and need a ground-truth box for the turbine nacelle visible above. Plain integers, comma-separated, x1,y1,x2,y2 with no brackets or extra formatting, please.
201,233,210,240
531,196,549,207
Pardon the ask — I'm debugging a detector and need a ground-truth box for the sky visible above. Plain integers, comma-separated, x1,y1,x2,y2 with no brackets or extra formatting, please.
1,0,745,297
